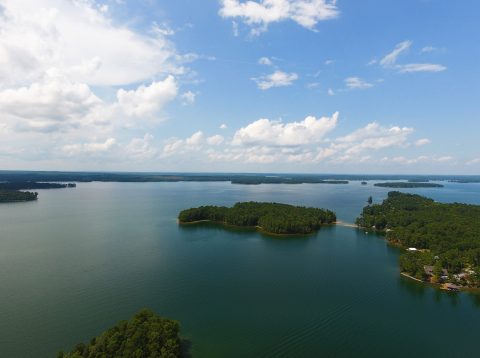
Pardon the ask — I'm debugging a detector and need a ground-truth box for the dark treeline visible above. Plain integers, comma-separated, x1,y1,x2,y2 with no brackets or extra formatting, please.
0,190,38,202
374,182,443,188
1,171,479,185
58,309,184,358
179,202,336,235
0,182,76,190
231,177,348,185
356,192,480,287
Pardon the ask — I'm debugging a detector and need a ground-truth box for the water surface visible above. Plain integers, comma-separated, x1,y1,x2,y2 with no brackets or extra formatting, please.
0,181,479,357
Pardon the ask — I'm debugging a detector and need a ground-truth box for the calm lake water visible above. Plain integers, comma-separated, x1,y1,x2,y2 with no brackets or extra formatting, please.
1,181,480,357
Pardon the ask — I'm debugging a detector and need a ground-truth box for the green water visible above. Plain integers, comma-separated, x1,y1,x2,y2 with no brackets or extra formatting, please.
1,181,480,357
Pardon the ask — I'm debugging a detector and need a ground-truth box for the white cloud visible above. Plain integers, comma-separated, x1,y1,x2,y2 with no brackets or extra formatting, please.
125,133,157,159
220,123,228,129
336,122,413,155
415,138,431,146
421,46,436,53
324,59,334,65
0,73,101,132
379,41,446,74
116,76,178,117
63,138,116,155
162,138,184,156
253,70,298,90
436,156,453,162
344,77,374,90
186,131,204,146
380,40,412,67
232,20,240,36
327,88,335,96
258,56,273,65
0,0,181,88
219,0,339,35
467,158,480,165
180,90,197,105
397,63,447,73
232,112,338,146
207,135,225,146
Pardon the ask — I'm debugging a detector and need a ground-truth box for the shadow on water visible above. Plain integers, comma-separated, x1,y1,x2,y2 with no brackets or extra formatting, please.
398,275,427,298
177,220,331,241
180,339,193,358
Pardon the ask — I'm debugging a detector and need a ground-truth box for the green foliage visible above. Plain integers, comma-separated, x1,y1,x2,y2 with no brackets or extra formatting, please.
0,190,38,202
179,202,336,235
357,192,480,283
374,182,443,188
59,309,181,358
0,182,75,190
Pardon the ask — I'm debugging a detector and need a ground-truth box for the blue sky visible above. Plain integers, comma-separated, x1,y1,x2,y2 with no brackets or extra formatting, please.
0,0,478,173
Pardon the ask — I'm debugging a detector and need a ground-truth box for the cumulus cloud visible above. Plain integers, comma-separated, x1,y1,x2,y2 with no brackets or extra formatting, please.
415,138,431,146
117,76,178,117
180,90,197,105
334,122,414,158
63,138,116,156
219,0,339,35
344,77,374,90
157,112,429,168
0,73,101,132
220,124,228,129
207,135,225,145
232,112,338,146
185,131,204,146
253,70,298,90
124,133,158,159
0,0,181,88
0,0,193,168
258,56,273,65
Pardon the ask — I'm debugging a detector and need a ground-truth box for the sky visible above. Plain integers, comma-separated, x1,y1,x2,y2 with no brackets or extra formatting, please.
0,0,479,174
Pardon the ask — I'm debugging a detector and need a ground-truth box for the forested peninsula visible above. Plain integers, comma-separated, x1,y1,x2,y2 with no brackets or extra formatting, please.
0,181,76,203
57,309,185,358
0,190,38,203
356,192,480,289
374,182,443,188
179,202,336,235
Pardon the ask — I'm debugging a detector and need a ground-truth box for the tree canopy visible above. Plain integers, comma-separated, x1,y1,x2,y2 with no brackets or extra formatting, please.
356,191,480,286
179,201,336,235
58,309,182,358
0,190,38,203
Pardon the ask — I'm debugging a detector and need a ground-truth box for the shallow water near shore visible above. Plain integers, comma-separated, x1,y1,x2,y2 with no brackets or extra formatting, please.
1,180,480,357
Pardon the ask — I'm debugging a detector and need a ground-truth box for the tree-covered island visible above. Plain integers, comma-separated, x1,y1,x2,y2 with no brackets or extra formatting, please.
374,182,443,188
57,309,184,358
0,181,76,203
0,190,38,203
179,202,336,235
356,192,480,289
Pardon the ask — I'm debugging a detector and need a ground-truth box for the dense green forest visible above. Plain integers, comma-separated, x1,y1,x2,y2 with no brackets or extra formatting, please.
356,192,480,287
2,170,478,185
0,182,76,190
57,309,183,358
230,177,349,185
0,190,38,203
374,182,443,188
179,202,336,235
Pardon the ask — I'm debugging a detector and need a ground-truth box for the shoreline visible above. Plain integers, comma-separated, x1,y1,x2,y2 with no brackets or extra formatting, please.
178,219,331,237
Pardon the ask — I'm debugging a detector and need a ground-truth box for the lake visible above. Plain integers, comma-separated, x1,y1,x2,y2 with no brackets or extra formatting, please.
1,181,480,357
